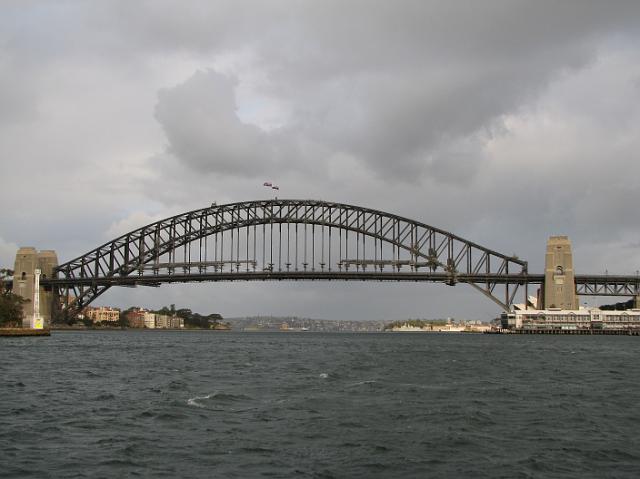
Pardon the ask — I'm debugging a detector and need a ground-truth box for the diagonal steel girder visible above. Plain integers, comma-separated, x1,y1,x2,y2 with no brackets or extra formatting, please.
53,199,529,316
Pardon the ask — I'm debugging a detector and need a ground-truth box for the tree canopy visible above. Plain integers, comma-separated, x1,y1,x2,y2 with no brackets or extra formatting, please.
0,268,26,327
153,304,225,329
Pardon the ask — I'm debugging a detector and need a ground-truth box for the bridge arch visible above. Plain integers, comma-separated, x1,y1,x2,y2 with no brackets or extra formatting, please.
53,199,528,314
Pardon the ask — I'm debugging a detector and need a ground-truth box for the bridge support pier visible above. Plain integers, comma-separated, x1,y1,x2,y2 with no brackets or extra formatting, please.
12,248,58,327
543,236,578,310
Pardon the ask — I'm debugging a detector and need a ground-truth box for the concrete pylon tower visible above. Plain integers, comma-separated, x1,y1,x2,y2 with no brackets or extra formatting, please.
12,248,58,327
13,247,37,328
37,250,59,325
543,236,578,310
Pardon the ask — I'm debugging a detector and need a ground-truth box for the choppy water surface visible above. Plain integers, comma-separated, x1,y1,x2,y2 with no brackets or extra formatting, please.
1,331,640,478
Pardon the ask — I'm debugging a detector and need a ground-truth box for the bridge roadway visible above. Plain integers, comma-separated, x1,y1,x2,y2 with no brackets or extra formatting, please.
39,272,639,297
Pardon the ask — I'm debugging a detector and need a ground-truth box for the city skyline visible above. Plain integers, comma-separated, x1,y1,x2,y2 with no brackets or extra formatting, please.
2,1,640,320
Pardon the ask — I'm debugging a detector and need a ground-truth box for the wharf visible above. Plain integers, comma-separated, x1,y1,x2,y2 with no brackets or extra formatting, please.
0,328,51,337
488,329,640,335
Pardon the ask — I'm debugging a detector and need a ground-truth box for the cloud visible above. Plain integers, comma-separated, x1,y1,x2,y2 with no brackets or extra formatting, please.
104,211,168,239
2,1,640,318
0,237,19,269
142,2,640,185
154,70,295,177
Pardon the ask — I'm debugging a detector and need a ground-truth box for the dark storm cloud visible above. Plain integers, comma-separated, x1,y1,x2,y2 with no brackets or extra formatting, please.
5,2,640,184
140,1,640,182
2,0,640,318
155,71,275,176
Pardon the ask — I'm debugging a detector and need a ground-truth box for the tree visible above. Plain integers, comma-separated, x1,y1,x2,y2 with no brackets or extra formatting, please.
154,305,225,329
118,310,130,328
0,269,26,327
0,268,14,279
0,293,26,327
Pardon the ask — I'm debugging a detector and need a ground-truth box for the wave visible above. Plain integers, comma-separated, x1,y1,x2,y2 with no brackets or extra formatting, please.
187,392,253,408
348,380,377,387
187,394,213,408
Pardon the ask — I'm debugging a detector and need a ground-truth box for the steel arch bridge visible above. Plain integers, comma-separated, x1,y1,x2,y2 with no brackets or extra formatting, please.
50,199,531,315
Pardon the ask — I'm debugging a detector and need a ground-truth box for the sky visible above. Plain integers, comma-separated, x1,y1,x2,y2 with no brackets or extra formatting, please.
2,1,640,320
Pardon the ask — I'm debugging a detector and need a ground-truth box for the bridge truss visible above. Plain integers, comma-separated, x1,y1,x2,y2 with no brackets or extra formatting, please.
575,275,640,297
49,199,531,316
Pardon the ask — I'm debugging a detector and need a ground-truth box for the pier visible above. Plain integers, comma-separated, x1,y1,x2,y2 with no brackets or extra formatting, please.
490,328,640,335
0,328,51,337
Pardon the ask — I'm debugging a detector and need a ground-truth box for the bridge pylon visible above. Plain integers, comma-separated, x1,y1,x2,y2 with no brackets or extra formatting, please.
542,236,578,310
12,248,58,327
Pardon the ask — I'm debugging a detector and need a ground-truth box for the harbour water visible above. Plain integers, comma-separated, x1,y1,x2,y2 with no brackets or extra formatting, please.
2,331,640,478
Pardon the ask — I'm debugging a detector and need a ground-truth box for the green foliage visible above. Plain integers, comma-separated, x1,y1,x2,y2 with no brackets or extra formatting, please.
118,310,130,328
0,292,26,326
0,268,25,326
0,268,14,278
600,299,634,311
384,319,448,330
153,305,225,329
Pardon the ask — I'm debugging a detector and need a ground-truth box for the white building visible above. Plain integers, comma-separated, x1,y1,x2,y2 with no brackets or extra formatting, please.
85,306,120,324
143,311,156,329
155,314,172,328
138,311,183,329
501,308,640,331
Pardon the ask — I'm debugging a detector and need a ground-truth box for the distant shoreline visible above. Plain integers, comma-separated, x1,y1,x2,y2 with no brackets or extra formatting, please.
50,326,230,332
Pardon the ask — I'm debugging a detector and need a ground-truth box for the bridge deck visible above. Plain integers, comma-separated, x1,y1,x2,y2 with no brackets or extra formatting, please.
41,271,538,286
37,272,639,290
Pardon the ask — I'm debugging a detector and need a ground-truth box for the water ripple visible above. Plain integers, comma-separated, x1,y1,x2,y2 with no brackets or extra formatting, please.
1,331,640,477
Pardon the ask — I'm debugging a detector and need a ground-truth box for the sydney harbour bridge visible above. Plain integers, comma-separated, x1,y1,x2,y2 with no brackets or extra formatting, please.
8,199,640,320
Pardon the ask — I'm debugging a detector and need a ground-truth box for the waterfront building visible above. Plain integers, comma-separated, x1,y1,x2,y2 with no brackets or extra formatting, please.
127,310,182,328
143,311,156,329
170,317,184,329
124,308,146,328
128,317,145,328
387,320,490,332
155,314,172,329
85,306,120,324
501,308,640,331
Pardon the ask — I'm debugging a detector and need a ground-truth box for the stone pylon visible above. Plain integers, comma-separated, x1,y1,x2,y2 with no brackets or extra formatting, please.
12,248,58,327
543,236,578,310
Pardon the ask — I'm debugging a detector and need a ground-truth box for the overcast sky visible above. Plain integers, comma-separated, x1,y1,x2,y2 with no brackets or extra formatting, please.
2,1,640,320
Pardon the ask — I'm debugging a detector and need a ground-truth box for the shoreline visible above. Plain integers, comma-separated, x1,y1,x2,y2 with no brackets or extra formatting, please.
488,328,640,335
0,328,51,337
50,326,230,332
